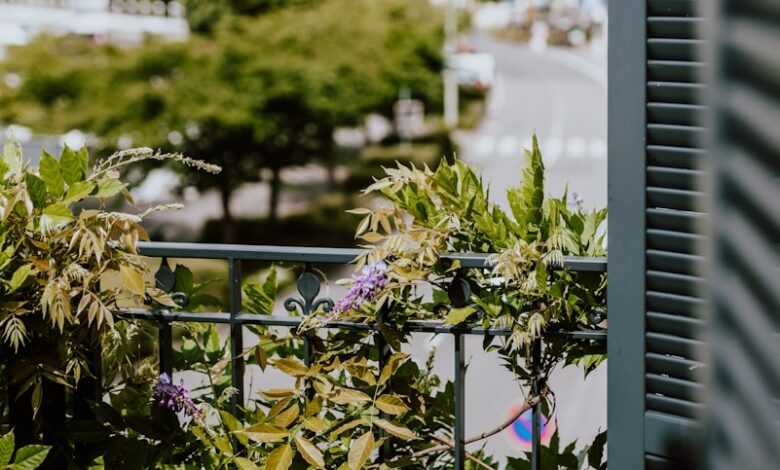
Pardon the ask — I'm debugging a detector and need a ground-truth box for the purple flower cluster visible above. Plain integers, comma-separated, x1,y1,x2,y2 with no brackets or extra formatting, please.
152,373,201,418
334,261,389,313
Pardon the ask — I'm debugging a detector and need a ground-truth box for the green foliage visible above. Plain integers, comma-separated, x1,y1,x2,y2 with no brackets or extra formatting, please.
0,430,50,469
506,429,607,470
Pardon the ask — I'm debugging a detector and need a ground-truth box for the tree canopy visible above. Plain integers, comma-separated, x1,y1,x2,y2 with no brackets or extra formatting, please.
0,0,444,238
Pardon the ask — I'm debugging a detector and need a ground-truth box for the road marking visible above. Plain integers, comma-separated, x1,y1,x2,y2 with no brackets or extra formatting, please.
566,137,587,159
463,136,606,164
498,135,520,158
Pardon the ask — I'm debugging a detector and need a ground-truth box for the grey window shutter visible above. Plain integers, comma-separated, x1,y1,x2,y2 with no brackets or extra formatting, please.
709,0,780,468
609,0,708,467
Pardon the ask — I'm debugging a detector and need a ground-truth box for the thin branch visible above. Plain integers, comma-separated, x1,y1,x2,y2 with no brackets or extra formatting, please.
429,435,496,470
465,387,549,444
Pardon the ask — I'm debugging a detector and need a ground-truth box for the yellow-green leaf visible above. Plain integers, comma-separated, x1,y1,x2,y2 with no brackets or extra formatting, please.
234,457,259,470
272,358,308,377
302,417,329,433
273,403,300,428
444,306,477,325
120,265,145,297
330,388,371,405
8,264,35,293
374,419,417,441
348,431,374,470
294,435,325,468
39,204,73,233
242,423,289,443
265,444,294,470
329,418,368,441
375,395,409,416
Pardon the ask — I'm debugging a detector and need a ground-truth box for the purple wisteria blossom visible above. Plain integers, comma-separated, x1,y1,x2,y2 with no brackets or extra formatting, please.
152,373,201,419
334,261,389,313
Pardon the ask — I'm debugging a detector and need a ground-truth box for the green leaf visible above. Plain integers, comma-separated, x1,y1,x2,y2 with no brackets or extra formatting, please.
174,265,194,294
39,204,73,233
444,306,477,325
25,174,47,208
62,181,95,205
39,150,64,197
0,430,14,466
588,429,607,469
9,264,35,293
94,179,125,198
11,444,50,470
59,145,85,184
265,444,294,470
347,431,373,470
507,134,545,239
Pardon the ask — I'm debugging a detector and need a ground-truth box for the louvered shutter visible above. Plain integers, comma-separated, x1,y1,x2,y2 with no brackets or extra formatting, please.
644,0,708,465
709,1,780,468
609,0,709,467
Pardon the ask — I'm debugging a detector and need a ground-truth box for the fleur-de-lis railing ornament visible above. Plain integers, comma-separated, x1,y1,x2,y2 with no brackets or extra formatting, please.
154,257,189,307
284,269,334,316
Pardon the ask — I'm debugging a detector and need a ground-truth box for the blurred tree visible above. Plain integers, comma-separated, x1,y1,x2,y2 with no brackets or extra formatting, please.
0,0,443,241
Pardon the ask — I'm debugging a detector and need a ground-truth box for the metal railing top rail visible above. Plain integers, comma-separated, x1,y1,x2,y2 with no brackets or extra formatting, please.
137,241,608,272
124,241,608,470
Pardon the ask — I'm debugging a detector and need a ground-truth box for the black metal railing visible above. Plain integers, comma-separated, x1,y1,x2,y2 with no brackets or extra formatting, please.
119,241,608,470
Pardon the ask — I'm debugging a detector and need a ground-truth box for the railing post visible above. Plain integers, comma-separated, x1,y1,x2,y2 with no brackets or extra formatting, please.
158,321,173,378
531,338,542,470
155,257,175,378
453,331,466,470
229,258,244,413
376,306,392,462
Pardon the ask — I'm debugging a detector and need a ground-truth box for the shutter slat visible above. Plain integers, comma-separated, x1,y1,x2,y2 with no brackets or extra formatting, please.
647,17,706,39
647,269,704,299
647,102,708,126
646,351,703,380
648,38,705,61
647,0,698,17
647,228,704,254
647,187,705,212
647,81,705,104
646,207,706,233
647,60,705,83
647,123,706,148
647,312,703,339
647,166,704,191
646,394,704,419
647,291,704,318
646,373,703,402
647,144,706,169
646,332,703,360
647,249,705,275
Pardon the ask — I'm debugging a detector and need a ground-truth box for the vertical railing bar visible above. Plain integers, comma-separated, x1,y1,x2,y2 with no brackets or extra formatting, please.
531,338,541,470
453,331,466,470
158,319,173,378
376,306,391,462
229,258,245,414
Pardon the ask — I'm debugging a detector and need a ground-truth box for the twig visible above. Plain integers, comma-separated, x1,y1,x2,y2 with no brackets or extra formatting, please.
429,435,496,470
465,387,549,444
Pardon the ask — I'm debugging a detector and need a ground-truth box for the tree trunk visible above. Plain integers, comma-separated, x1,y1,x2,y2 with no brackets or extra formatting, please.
220,183,235,243
269,166,281,222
